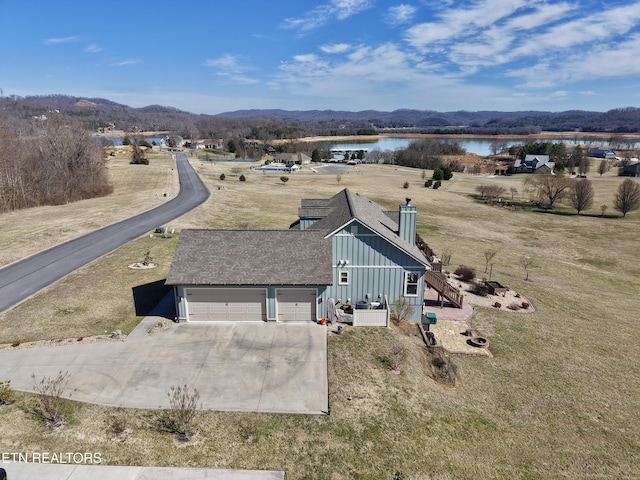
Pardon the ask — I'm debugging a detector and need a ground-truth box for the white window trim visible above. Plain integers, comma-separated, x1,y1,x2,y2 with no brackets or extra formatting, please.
404,271,419,297
339,270,349,285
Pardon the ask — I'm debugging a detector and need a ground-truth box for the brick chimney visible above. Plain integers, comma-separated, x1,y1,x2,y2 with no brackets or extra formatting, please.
398,197,416,245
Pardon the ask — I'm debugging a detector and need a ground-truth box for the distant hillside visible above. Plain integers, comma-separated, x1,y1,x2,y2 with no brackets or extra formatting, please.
218,107,640,132
2,94,640,138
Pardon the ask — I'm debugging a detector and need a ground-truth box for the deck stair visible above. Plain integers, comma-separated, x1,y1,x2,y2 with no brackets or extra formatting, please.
424,264,464,309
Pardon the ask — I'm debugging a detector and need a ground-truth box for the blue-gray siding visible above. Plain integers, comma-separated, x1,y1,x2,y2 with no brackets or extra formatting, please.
319,221,425,322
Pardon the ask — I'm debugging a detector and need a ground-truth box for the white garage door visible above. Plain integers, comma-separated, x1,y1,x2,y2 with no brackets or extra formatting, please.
186,288,266,322
277,289,317,322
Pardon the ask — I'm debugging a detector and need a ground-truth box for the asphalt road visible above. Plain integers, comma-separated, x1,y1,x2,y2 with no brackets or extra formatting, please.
0,152,209,314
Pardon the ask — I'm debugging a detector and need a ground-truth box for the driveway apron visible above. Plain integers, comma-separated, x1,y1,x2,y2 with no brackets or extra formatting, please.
0,321,328,415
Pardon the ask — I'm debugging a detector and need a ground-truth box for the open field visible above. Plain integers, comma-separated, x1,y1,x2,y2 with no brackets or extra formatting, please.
1,155,639,479
0,149,178,267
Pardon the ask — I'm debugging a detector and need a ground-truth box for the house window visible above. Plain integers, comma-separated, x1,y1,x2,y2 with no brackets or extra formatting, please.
339,271,349,285
404,272,419,296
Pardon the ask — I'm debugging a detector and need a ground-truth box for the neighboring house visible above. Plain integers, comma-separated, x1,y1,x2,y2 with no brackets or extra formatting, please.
162,135,184,148
275,152,312,166
513,154,555,174
193,139,222,150
166,189,433,324
620,162,640,177
589,148,616,158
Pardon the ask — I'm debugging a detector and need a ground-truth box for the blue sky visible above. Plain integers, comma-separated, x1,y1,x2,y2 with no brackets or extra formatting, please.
1,0,639,114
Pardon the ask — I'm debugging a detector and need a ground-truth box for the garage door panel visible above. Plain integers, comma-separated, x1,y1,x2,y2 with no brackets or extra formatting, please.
277,289,316,322
187,288,266,322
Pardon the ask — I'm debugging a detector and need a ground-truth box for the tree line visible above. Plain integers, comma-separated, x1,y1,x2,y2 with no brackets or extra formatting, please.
5,96,640,144
477,175,640,217
0,120,112,212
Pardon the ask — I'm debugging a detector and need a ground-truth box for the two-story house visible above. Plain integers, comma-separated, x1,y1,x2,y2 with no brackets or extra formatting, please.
166,189,433,324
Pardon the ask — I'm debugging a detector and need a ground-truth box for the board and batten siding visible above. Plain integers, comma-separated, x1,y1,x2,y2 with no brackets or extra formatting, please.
324,222,425,322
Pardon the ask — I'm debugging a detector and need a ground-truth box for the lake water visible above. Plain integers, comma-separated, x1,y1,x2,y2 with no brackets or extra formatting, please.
330,136,615,156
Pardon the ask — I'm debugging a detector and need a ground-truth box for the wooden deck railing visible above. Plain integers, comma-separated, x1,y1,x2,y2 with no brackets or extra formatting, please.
424,270,464,308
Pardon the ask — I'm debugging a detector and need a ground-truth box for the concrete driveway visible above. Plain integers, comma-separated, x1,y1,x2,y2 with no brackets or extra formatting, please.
0,316,328,415
2,464,284,480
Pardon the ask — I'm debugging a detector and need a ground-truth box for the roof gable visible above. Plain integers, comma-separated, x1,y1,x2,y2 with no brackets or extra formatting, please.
304,189,429,267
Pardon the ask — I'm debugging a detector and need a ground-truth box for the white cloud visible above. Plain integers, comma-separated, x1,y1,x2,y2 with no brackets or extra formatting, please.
111,59,139,67
203,54,241,70
385,4,417,26
281,0,371,31
293,54,319,63
43,36,78,45
333,0,371,20
84,44,103,53
273,40,475,110
203,54,259,85
320,43,351,54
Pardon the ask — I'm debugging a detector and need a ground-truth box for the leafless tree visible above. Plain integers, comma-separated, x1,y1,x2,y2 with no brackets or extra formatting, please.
489,140,508,156
524,174,573,208
569,178,594,214
598,159,608,176
475,184,506,203
578,157,590,177
509,187,518,200
441,248,452,266
0,120,112,212
520,256,535,281
484,249,498,273
614,178,640,217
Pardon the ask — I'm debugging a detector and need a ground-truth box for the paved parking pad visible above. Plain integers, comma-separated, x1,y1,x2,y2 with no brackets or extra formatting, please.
0,321,328,414
2,463,284,480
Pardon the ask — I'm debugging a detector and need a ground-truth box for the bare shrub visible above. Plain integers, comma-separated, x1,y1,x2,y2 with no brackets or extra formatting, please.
142,250,153,266
31,371,71,428
0,380,14,405
378,344,407,373
476,184,506,203
426,348,458,386
390,297,415,324
507,302,521,310
454,265,475,282
106,407,130,438
468,280,489,297
160,384,201,441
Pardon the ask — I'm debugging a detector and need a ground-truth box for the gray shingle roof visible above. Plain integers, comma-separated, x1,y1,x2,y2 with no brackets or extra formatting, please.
305,189,430,267
166,230,332,286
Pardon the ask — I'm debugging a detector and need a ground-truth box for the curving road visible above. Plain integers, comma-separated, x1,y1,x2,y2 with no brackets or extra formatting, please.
0,152,209,314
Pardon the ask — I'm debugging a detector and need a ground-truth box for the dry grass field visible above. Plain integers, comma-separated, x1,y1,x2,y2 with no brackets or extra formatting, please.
1,153,639,479
0,148,178,267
